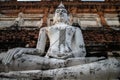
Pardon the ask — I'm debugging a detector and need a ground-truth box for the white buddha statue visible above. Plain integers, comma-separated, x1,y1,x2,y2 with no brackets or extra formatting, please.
0,3,119,80
37,3,86,59
0,2,87,71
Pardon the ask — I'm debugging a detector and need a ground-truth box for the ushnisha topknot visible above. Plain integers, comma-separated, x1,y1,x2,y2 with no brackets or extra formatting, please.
57,2,65,9
56,2,67,13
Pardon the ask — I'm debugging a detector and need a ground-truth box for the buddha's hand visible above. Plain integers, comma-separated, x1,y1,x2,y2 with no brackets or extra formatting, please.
2,48,21,65
14,48,40,59
13,48,26,59
2,48,42,65
57,52,74,59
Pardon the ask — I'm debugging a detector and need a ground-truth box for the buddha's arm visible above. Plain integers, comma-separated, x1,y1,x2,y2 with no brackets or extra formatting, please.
1,28,47,65
74,28,86,57
16,28,48,56
36,28,47,56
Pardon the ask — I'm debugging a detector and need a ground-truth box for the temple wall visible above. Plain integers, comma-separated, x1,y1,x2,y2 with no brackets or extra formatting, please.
1,13,120,29
0,0,119,28
0,21,13,28
76,14,102,28
0,19,42,28
105,14,120,26
0,14,43,28
23,21,42,27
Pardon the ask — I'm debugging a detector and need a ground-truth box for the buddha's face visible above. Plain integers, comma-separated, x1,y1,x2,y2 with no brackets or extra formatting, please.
55,8,67,19
53,8,69,24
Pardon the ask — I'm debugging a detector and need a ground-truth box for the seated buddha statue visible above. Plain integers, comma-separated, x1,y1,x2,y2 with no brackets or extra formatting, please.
0,3,119,80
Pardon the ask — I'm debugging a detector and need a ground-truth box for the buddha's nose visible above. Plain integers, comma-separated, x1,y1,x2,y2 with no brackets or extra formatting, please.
60,10,62,15
60,11,63,15
60,12,62,15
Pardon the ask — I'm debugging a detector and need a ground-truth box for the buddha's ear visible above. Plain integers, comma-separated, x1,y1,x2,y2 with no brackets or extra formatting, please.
52,16,56,25
66,15,70,25
68,14,73,25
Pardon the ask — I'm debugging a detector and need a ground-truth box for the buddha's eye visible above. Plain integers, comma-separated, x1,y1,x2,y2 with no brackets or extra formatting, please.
62,10,66,13
56,9,67,13
56,10,60,13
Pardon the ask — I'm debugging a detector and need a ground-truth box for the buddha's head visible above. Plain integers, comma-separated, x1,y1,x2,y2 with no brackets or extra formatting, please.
53,2,69,24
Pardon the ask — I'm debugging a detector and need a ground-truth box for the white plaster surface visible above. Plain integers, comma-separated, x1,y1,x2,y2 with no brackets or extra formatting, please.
0,21,13,28
0,14,43,28
105,14,120,26
72,14,102,27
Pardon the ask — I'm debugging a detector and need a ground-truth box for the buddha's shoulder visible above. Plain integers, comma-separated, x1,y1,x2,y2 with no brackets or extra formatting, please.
66,25,80,30
40,25,80,31
40,27,47,31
